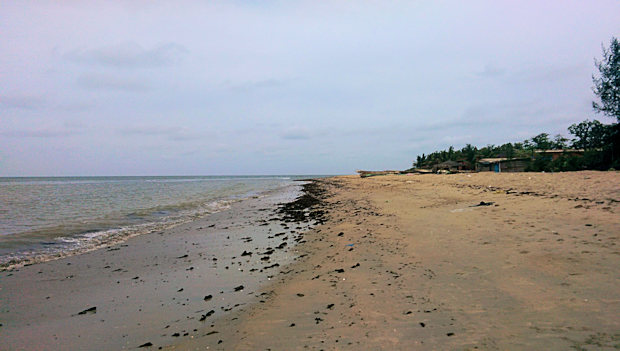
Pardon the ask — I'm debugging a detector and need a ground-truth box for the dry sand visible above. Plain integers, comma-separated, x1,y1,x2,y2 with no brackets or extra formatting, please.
2,171,619,350
179,171,620,350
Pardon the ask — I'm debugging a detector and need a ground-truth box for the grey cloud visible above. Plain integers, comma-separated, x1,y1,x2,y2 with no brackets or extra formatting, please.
534,64,587,82
227,79,290,92
0,128,80,138
507,64,587,84
77,74,149,91
409,101,579,150
119,125,183,135
2,0,617,176
280,127,312,140
54,101,95,112
118,125,202,141
65,42,187,68
475,64,585,84
417,101,561,133
0,95,96,112
340,125,410,137
0,95,46,110
422,106,504,130
477,64,506,78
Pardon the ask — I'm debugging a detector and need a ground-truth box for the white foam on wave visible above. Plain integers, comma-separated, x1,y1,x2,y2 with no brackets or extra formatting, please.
0,191,290,270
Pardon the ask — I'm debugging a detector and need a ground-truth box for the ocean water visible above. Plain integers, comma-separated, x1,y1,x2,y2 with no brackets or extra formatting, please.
0,175,320,268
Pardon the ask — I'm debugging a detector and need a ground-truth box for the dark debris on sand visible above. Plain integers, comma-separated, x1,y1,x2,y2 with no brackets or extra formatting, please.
77,306,97,315
277,180,329,224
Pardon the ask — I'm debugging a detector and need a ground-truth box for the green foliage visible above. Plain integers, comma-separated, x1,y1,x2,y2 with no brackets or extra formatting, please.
462,144,476,164
592,37,620,121
529,133,552,150
413,142,529,169
412,120,618,172
527,155,551,172
568,119,614,150
552,134,569,149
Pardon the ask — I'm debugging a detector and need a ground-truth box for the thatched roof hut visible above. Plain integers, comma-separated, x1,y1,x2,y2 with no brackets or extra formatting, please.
432,160,465,172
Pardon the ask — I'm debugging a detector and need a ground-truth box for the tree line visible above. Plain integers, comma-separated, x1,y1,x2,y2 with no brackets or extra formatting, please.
411,37,620,172
411,119,617,171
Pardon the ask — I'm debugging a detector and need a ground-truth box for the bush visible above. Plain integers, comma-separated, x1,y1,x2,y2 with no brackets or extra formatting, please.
527,156,551,172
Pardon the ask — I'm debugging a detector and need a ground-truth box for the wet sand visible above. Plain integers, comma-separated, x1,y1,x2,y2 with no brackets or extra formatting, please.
3,172,619,350
0,183,324,350
178,171,620,350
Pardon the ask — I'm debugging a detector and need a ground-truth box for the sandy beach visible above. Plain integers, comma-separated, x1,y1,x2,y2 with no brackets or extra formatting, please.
2,171,619,350
180,171,620,350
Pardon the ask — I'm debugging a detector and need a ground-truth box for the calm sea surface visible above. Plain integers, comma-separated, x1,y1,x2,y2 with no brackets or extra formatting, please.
0,175,323,267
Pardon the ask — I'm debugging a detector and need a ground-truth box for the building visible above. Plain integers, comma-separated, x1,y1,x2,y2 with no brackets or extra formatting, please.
476,158,530,172
534,149,585,161
432,160,468,173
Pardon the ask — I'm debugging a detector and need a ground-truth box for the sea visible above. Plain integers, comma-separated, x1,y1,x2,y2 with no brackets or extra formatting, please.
0,175,324,268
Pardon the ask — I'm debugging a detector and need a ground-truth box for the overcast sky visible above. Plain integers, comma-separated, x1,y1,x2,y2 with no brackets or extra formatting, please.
1,1,619,176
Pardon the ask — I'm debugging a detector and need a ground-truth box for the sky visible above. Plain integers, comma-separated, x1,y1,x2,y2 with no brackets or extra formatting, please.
1,1,619,176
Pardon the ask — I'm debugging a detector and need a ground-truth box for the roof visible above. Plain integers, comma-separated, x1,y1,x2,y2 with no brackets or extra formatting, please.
477,158,508,164
435,160,462,167
534,149,584,153
478,157,530,164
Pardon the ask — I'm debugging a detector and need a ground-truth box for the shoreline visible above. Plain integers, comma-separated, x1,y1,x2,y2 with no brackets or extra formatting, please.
0,179,305,271
0,181,325,350
2,172,619,350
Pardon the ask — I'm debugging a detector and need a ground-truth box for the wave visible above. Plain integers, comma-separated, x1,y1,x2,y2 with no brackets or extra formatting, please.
0,196,242,270
0,176,312,270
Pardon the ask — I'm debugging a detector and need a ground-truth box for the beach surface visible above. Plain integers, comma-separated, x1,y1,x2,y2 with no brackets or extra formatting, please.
180,171,620,350
2,171,620,350
0,183,324,350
